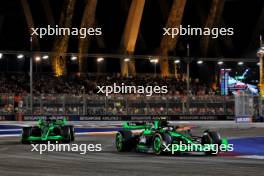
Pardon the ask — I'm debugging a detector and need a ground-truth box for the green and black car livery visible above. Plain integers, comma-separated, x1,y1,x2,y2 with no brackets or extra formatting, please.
116,119,229,155
21,118,74,143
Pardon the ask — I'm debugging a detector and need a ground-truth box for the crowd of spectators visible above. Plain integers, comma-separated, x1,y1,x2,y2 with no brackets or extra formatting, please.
0,72,235,115
0,72,216,96
0,73,26,94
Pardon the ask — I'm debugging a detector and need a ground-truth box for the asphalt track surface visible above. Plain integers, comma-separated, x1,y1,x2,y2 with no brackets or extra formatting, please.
0,128,264,176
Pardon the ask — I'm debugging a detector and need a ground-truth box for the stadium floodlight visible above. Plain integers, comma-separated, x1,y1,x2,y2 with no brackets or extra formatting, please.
257,43,264,55
150,58,158,63
174,60,180,64
150,58,159,76
17,54,24,59
258,47,264,55
217,61,224,65
0,53,2,59
42,55,49,60
71,56,77,61
124,58,130,62
238,61,244,65
35,56,41,62
97,57,104,63
197,60,203,64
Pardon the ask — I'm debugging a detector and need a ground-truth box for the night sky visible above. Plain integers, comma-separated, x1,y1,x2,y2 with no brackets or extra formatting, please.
0,0,263,81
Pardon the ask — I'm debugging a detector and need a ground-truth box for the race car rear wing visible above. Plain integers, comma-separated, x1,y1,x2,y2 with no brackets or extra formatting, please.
123,121,152,130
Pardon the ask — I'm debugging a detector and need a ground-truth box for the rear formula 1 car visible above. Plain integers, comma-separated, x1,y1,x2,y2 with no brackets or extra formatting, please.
21,118,75,144
115,119,229,155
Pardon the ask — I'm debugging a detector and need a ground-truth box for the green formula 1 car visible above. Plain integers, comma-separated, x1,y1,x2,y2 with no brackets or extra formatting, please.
116,119,229,155
21,118,74,144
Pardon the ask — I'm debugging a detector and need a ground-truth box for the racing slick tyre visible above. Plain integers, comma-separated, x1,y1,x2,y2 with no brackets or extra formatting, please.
152,133,172,155
61,126,71,143
21,127,32,144
64,125,75,142
31,126,41,137
115,131,136,152
69,126,75,142
202,130,221,155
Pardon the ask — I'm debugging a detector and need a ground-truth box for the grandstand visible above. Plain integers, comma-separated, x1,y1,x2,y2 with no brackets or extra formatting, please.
0,69,244,120
0,59,262,121
0,0,263,122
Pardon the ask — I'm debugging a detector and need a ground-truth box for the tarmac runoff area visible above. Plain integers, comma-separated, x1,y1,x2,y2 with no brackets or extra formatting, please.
0,121,263,176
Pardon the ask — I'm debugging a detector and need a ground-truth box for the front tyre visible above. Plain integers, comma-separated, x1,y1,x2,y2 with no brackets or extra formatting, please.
61,126,71,143
202,130,221,155
64,125,75,141
70,126,75,142
153,134,163,155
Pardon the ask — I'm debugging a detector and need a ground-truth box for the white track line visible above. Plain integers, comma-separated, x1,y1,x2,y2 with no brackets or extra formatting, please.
0,134,20,137
0,131,117,137
76,131,116,135
236,155,264,160
0,129,21,132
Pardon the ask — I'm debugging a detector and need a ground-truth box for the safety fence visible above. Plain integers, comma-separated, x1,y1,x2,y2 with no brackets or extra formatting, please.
0,94,236,116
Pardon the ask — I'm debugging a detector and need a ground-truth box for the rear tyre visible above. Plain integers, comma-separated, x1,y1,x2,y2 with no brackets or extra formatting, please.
115,131,136,152
152,133,172,155
202,130,221,155
31,127,41,137
21,127,31,144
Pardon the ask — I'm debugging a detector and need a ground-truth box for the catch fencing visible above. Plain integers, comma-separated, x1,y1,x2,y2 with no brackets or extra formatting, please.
0,94,236,116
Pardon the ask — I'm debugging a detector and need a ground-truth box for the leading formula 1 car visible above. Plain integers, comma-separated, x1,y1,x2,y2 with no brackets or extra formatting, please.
21,118,74,144
115,119,229,155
